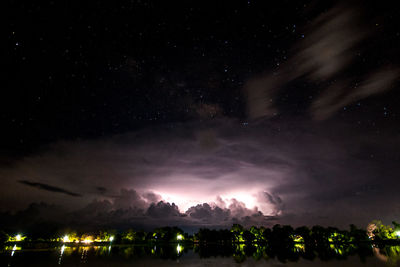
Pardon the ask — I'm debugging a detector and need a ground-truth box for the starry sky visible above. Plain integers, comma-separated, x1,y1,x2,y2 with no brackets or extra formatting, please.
2,0,400,230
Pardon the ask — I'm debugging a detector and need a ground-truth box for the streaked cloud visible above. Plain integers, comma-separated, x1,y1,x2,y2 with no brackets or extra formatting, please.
19,180,82,197
244,3,399,120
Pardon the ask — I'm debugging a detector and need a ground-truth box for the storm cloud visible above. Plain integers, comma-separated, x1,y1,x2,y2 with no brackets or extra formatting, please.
19,180,82,197
1,117,400,229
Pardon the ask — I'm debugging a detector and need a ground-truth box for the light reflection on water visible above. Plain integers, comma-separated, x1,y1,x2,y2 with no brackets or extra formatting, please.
57,245,65,265
1,244,400,266
373,245,400,266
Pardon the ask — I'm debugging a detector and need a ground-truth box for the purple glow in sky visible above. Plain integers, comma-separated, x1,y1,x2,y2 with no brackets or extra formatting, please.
2,1,400,231
2,118,399,229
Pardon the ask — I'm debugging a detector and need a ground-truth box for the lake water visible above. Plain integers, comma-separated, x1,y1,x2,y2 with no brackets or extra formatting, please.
1,244,400,266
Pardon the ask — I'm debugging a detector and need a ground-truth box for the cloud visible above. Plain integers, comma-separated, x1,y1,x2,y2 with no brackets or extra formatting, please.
113,189,148,210
244,74,279,119
257,191,284,216
195,103,223,119
1,117,399,228
142,191,162,204
96,186,107,195
243,3,399,120
0,202,69,230
186,203,230,222
311,68,400,120
18,180,82,197
226,199,251,217
147,201,182,218
184,201,276,227
291,4,365,81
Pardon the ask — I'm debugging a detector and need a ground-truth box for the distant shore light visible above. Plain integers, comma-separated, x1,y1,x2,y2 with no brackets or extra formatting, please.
83,238,93,244
62,235,70,243
395,231,400,238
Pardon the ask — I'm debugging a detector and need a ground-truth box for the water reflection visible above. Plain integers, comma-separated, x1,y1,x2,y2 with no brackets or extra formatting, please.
176,244,183,254
4,245,21,257
78,246,89,264
58,245,65,265
373,245,400,265
2,243,400,265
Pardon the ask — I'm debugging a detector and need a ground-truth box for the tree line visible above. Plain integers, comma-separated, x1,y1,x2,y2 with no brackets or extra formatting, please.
1,221,399,245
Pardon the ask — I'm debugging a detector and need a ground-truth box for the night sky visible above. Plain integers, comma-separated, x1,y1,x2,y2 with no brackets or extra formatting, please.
2,0,400,230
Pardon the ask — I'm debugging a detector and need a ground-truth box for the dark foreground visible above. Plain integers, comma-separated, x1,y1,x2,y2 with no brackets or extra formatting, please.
1,244,400,266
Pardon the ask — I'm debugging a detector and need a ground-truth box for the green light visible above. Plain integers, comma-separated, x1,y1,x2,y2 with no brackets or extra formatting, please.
176,244,183,253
